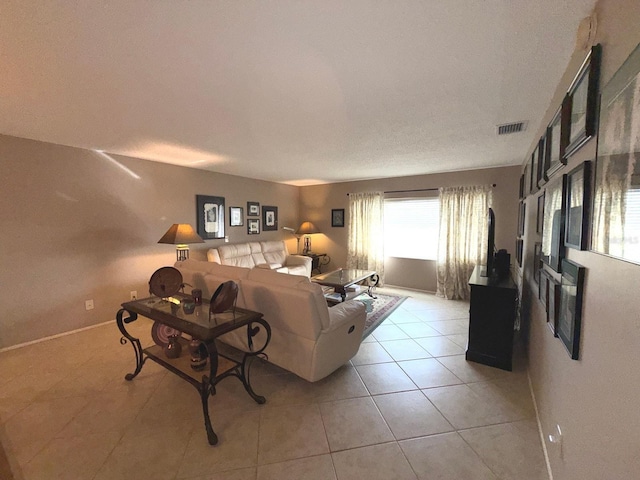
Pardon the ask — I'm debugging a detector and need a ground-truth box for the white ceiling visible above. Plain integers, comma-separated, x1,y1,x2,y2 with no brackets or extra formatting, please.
1,0,597,186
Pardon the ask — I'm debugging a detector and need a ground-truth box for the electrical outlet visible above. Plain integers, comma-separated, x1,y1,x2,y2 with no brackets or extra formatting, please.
130,291,137,300
85,299,94,310
224,236,229,243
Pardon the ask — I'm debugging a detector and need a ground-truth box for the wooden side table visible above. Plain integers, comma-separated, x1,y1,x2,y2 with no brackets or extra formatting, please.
302,252,330,274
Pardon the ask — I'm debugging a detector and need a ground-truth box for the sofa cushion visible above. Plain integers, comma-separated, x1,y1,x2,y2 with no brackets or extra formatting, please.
217,243,255,268
261,240,289,265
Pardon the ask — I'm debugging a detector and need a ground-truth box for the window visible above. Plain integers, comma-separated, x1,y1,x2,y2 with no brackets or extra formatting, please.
384,196,440,260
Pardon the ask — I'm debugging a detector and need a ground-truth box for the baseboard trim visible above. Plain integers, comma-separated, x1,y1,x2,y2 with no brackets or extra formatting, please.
528,371,553,480
0,319,115,353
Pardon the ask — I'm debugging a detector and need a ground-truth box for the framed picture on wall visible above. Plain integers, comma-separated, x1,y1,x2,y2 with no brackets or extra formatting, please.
546,105,568,179
564,44,602,159
196,195,225,239
247,201,260,216
519,174,525,200
517,201,525,237
558,259,586,360
536,192,545,235
537,135,548,188
247,218,260,235
332,208,345,227
229,206,244,227
541,175,567,272
591,41,640,265
530,147,539,194
548,276,561,337
565,161,592,250
533,242,542,285
262,206,278,231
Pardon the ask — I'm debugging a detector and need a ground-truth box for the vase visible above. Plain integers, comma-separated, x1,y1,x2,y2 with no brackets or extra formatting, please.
164,334,182,359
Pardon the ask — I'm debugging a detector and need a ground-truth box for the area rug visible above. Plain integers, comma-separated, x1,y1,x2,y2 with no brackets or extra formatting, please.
358,293,407,338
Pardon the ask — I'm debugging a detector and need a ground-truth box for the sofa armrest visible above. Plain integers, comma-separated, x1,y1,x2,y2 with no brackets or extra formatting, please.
325,300,367,333
285,255,312,277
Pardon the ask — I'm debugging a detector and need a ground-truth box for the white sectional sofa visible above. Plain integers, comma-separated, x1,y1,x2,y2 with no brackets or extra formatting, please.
207,240,311,277
175,258,366,382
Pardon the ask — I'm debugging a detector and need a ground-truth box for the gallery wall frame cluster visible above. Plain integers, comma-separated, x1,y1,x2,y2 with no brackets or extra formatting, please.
195,195,279,237
518,44,603,361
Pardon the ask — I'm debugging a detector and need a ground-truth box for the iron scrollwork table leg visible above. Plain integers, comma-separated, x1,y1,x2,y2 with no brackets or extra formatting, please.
116,308,147,380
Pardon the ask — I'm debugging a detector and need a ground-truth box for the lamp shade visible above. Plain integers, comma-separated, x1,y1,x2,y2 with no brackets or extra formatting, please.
296,221,320,235
158,224,204,245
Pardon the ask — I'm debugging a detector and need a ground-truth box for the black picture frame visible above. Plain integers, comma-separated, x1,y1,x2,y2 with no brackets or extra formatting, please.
262,206,278,231
537,135,548,188
515,238,523,268
519,174,524,200
533,242,542,285
247,201,260,217
591,41,640,265
196,195,225,239
247,218,260,235
536,192,545,235
546,105,568,179
530,147,539,194
539,269,549,308
558,259,586,360
332,208,345,227
517,201,525,237
523,162,531,197
548,276,561,337
564,44,602,159
565,161,592,250
229,206,244,227
541,174,567,273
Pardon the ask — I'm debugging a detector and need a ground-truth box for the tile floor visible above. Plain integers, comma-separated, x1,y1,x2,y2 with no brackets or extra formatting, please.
0,288,548,480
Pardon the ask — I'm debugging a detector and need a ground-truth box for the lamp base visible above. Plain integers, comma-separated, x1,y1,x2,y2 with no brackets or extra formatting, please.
303,236,311,255
176,245,189,262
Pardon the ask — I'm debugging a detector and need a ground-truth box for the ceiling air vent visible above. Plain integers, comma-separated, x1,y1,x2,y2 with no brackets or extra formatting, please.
496,122,526,135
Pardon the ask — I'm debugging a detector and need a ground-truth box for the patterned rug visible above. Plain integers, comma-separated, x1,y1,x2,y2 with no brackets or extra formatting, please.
358,293,407,338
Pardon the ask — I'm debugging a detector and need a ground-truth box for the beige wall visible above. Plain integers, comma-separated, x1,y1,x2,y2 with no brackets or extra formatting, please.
0,134,299,349
299,166,520,291
522,0,640,478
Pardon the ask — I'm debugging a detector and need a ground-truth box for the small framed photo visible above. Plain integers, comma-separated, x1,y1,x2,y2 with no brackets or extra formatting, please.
537,135,547,188
247,201,260,217
247,218,260,235
196,195,225,239
558,259,586,360
536,192,545,235
548,276,561,336
517,201,525,237
515,238,523,268
229,206,244,227
518,174,524,200
533,242,542,285
262,206,278,231
565,161,592,250
546,105,568,179
332,208,345,227
523,162,530,197
530,147,539,194
564,44,602,159
541,174,567,273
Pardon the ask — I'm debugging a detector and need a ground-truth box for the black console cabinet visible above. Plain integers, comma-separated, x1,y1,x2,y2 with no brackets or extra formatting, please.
466,265,517,371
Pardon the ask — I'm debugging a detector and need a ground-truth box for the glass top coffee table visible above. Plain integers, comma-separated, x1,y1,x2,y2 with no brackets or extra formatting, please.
312,268,379,302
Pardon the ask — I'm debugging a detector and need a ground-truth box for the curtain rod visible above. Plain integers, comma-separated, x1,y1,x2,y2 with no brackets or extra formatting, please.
347,184,496,196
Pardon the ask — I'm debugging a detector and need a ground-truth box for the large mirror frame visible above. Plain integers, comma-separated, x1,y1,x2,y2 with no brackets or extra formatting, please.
591,41,640,264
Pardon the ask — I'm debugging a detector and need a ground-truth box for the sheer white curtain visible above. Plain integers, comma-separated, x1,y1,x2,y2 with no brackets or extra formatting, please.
436,185,492,300
347,192,385,284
